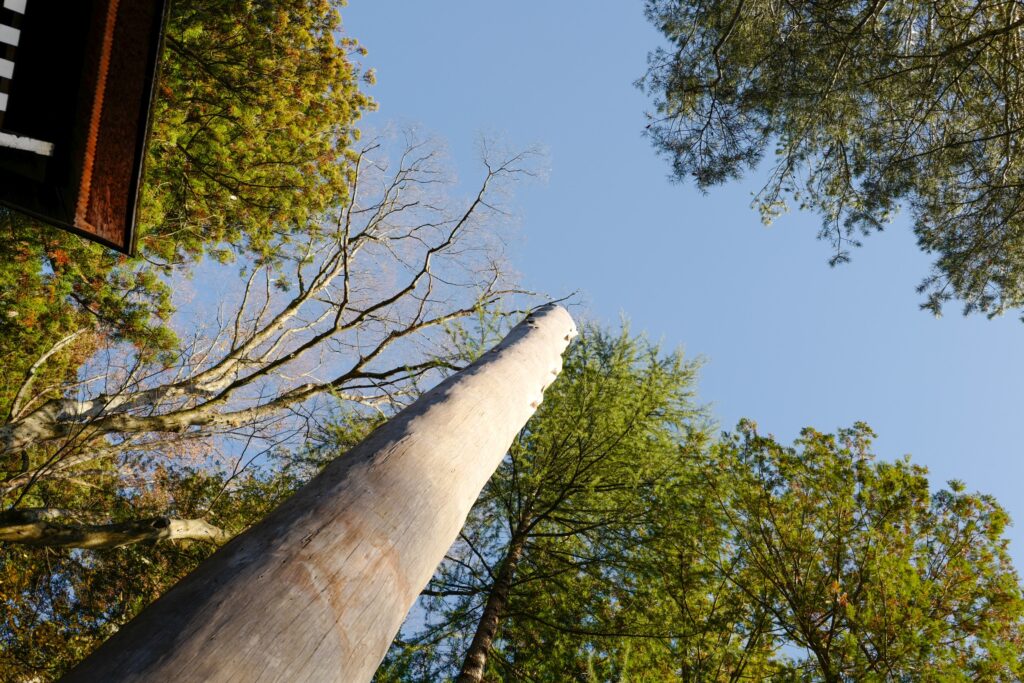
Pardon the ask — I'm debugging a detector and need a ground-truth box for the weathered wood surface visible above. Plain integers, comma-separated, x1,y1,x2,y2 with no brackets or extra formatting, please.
62,304,577,683
0,508,229,548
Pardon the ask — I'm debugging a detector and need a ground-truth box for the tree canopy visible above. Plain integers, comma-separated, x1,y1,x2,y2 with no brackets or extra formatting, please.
3,2,1024,679
1,0,372,423
379,367,1024,681
641,0,1024,319
376,326,713,681
0,2,531,677
145,0,372,264
706,422,1024,679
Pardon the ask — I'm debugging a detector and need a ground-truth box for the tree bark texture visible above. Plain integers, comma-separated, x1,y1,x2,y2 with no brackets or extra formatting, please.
0,508,229,548
456,531,528,683
61,305,577,683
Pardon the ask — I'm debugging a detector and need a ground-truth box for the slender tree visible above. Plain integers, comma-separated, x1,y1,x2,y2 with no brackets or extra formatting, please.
378,409,1024,680
377,327,720,682
641,0,1024,318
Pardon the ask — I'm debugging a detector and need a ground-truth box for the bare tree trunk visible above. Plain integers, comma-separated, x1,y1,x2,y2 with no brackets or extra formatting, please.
456,530,528,683
61,305,576,683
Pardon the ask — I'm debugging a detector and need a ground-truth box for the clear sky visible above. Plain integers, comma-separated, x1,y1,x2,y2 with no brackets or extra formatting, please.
343,1,1024,564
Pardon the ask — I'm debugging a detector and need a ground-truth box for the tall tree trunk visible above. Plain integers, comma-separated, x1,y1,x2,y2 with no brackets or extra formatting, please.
61,305,576,683
456,530,528,683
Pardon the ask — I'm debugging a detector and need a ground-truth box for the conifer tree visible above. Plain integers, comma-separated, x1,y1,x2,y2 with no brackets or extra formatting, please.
641,0,1024,318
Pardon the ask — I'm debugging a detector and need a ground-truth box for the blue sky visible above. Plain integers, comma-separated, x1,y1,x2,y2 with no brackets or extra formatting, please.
343,1,1024,564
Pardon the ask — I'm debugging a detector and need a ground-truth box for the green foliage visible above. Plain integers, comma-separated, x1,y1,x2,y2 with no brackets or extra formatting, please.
0,433,353,681
377,326,716,680
144,0,371,263
0,215,173,421
484,328,708,680
708,421,1024,679
378,355,1024,681
641,0,1024,318
0,0,370,418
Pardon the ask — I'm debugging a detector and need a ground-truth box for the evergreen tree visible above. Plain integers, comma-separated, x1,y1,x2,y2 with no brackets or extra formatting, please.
379,387,1024,680
641,0,1024,318
1,0,372,420
376,327,748,681
705,421,1024,680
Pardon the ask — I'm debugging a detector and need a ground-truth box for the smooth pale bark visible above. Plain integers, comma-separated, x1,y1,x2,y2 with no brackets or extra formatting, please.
0,509,229,548
62,305,577,683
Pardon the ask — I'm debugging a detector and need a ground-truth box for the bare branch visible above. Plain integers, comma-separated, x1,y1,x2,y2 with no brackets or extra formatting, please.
7,329,88,422
0,135,536,507
0,508,230,549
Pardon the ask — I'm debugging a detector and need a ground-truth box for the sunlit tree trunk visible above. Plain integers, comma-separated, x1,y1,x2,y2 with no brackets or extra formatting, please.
456,529,528,683
0,508,229,548
61,305,576,683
